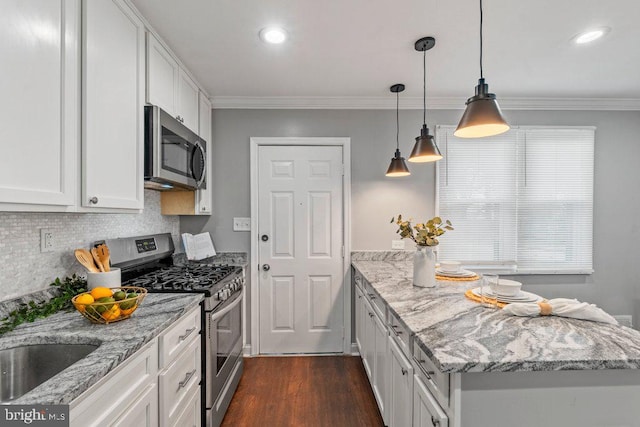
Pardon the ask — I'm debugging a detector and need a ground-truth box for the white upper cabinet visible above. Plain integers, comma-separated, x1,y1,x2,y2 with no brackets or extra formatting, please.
147,33,199,134
196,92,212,215
177,69,199,131
0,0,79,209
82,0,145,209
146,33,178,117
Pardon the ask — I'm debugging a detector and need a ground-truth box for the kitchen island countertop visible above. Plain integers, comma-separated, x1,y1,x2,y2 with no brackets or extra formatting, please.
352,256,640,374
0,293,203,405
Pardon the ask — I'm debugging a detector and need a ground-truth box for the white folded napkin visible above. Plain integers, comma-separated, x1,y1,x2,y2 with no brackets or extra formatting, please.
502,298,619,325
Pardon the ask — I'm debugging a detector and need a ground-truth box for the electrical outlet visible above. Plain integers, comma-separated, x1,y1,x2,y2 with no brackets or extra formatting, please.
40,229,54,252
391,240,405,250
613,315,633,328
233,217,251,231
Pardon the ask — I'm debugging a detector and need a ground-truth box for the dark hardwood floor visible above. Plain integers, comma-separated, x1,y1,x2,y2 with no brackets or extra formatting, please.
221,356,385,427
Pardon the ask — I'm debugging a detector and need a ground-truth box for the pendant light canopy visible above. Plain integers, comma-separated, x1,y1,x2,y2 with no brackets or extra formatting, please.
408,37,442,163
454,0,509,138
386,84,411,177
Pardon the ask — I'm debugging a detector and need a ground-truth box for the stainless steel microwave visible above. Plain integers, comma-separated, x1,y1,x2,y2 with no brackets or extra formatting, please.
144,105,206,191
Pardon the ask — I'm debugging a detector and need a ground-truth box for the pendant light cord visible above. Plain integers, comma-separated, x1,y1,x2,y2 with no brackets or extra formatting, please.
480,0,484,79
423,49,427,125
396,91,400,150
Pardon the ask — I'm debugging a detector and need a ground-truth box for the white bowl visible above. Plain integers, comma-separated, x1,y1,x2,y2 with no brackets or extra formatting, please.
487,278,522,297
439,260,461,273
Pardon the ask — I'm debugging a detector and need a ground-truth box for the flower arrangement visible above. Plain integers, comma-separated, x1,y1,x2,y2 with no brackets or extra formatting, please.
391,215,454,247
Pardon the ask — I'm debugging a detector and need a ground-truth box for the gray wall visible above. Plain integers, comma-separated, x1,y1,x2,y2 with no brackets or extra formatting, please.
181,108,640,342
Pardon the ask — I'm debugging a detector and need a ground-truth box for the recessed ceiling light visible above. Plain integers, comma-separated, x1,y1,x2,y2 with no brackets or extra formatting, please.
259,27,287,44
573,27,610,44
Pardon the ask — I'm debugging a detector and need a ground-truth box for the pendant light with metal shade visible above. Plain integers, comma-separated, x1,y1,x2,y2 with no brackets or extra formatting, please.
386,84,411,177
408,37,442,163
454,0,510,138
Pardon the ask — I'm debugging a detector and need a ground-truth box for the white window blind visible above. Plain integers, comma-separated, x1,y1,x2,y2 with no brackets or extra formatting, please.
436,125,594,274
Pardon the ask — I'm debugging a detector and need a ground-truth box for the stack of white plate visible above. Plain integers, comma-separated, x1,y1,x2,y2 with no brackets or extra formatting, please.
470,287,543,304
436,268,476,278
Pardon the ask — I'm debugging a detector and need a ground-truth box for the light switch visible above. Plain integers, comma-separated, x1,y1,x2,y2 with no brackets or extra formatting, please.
233,217,251,231
391,240,405,249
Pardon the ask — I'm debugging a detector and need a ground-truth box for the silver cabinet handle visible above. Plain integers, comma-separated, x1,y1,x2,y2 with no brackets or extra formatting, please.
431,415,440,426
367,293,376,300
368,312,374,318
179,327,196,341
89,196,98,204
391,325,403,335
417,359,435,376
401,367,408,376
178,369,196,390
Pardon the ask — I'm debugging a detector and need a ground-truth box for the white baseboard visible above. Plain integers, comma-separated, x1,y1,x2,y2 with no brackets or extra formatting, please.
243,344,252,357
350,343,360,356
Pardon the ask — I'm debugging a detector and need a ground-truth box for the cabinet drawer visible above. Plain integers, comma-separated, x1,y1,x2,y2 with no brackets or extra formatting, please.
70,339,158,426
159,336,201,427
159,306,201,369
172,385,201,427
413,344,450,408
388,310,410,356
364,282,386,320
353,269,364,290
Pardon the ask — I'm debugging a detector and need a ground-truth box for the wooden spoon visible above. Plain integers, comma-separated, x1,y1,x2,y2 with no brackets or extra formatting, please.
90,247,105,272
95,244,111,272
75,249,99,273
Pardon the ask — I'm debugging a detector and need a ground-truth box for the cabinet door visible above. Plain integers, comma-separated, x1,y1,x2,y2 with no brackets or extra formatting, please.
196,91,212,214
172,386,201,427
0,0,78,208
147,33,178,116
414,375,448,427
177,69,199,131
82,0,144,209
362,299,376,380
373,310,389,425
355,284,364,353
390,336,414,427
110,383,159,427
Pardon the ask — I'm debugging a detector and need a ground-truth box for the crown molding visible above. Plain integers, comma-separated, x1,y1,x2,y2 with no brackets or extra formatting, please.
211,96,640,111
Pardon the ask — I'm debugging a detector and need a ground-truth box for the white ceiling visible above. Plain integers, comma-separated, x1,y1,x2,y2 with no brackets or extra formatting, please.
130,0,640,107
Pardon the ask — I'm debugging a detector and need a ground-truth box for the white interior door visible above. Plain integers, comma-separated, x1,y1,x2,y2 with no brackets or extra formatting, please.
258,145,344,354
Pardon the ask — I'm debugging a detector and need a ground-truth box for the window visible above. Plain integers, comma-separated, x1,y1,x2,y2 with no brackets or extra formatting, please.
436,125,594,274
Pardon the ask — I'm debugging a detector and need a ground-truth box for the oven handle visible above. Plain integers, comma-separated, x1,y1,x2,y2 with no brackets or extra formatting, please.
210,292,242,322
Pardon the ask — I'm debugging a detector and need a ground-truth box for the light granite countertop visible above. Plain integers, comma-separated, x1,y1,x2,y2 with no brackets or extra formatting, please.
352,256,640,374
0,293,203,405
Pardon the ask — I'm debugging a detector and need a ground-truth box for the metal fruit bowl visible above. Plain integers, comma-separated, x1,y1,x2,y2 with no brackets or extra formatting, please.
71,286,147,324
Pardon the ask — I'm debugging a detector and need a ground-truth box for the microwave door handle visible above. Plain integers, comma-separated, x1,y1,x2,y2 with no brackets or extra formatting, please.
210,292,242,322
191,141,206,188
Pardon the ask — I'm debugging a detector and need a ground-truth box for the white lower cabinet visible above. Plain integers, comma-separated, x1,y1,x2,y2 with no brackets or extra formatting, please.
69,340,159,426
354,284,364,353
69,307,202,427
373,309,389,423
389,336,413,427
414,374,448,427
362,298,376,380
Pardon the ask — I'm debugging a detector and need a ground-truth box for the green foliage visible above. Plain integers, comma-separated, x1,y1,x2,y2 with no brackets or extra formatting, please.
0,275,87,335
391,214,454,247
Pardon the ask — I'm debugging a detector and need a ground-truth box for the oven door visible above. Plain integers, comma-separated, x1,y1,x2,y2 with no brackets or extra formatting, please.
206,290,242,409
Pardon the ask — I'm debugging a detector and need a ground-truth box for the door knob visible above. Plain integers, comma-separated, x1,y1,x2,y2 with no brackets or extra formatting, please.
262,264,270,271
261,235,269,242
89,197,98,204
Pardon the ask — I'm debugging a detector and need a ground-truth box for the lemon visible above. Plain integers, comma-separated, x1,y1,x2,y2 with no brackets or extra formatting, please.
75,293,94,312
90,287,113,300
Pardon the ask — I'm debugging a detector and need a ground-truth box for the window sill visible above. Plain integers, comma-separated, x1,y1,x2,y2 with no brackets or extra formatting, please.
466,266,594,276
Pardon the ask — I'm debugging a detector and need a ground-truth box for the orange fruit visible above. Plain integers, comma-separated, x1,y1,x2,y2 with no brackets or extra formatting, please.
120,306,136,316
101,305,121,321
90,287,113,300
74,293,94,313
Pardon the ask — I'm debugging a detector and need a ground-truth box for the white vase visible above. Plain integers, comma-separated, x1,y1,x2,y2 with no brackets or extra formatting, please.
413,245,436,288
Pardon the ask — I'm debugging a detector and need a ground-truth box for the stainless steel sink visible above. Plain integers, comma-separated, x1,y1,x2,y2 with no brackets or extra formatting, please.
0,343,99,402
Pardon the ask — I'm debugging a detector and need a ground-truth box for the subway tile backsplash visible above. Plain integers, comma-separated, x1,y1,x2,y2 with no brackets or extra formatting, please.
0,190,179,301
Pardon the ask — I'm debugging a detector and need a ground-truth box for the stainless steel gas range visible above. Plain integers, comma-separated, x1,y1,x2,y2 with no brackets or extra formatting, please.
104,233,243,427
